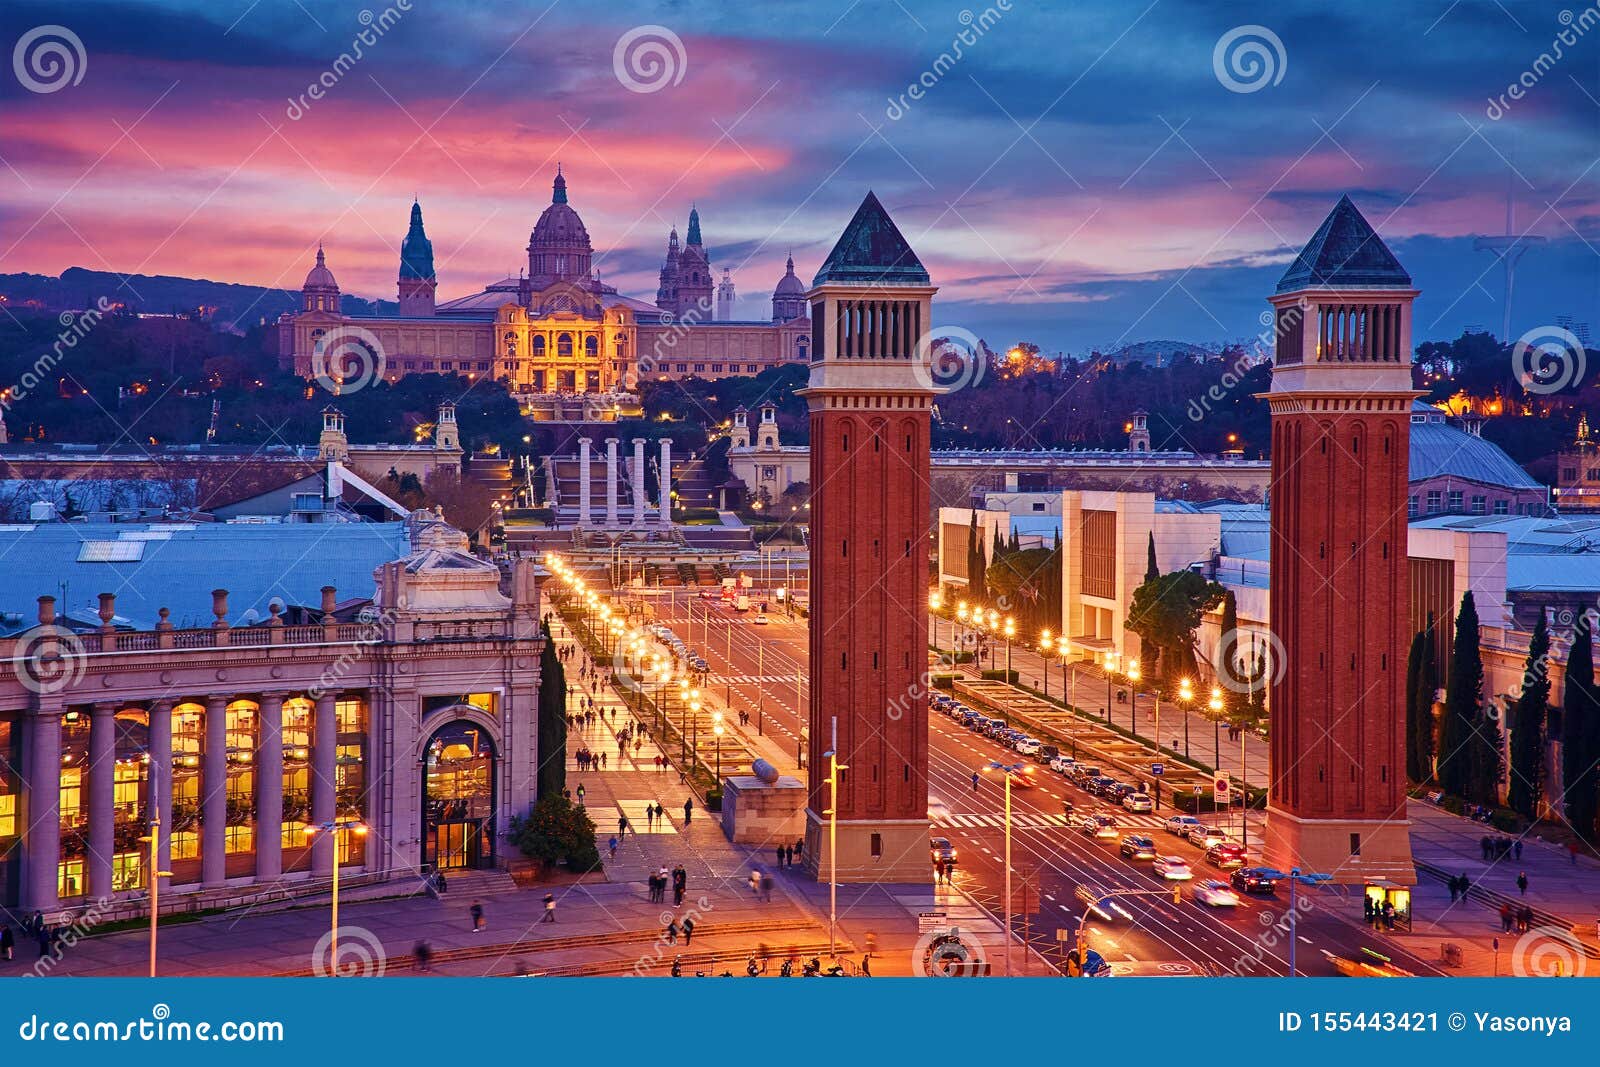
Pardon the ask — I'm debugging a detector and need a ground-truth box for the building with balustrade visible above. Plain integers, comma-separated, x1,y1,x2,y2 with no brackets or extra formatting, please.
276,170,811,420
0,512,544,921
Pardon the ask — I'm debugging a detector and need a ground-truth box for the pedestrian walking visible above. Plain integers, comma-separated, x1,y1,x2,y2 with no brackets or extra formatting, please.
683,798,693,824
1518,905,1533,933
761,873,773,903
794,838,803,863
608,835,619,859
665,919,679,945
470,900,485,932
783,844,793,868
542,893,557,922
1571,842,1580,865
682,917,695,944
576,783,587,805
436,870,448,896
1500,902,1513,933
1514,839,1523,860
619,815,631,836
413,940,433,972
1,923,13,961
600,752,607,770
35,925,50,960
645,806,654,830
776,844,786,869
971,771,980,792
1516,871,1529,896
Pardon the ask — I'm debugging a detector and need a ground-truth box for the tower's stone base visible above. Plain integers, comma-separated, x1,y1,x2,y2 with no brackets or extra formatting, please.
800,809,931,884
1263,805,1416,885
720,774,806,844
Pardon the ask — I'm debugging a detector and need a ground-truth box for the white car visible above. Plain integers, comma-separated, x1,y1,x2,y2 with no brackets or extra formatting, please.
1185,825,1230,849
1014,737,1041,756
753,614,769,625
1153,855,1193,880
1193,879,1240,907
1122,793,1154,814
1164,814,1203,837
1049,756,1077,774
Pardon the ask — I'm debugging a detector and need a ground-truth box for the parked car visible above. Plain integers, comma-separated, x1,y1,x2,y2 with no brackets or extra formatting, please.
1118,834,1157,860
1231,867,1279,895
1048,755,1077,774
1014,737,1041,756
1153,855,1193,880
1194,879,1241,907
1164,814,1203,837
1205,842,1246,869
1103,782,1138,803
1122,793,1154,814
1091,777,1122,798
1036,744,1059,764
1185,825,1230,849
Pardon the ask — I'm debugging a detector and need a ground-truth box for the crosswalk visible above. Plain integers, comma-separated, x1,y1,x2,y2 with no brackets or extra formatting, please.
934,811,1170,832
707,673,801,685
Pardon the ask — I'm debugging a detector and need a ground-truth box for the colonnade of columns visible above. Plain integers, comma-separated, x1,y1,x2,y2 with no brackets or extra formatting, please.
574,436,673,527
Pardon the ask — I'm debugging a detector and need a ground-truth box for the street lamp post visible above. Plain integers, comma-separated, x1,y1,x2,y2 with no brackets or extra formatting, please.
713,718,724,784
140,777,174,978
1178,677,1194,759
1039,631,1053,698
1125,658,1142,744
1003,617,1016,682
1209,687,1224,781
1058,637,1073,710
929,592,944,652
823,717,846,957
1258,868,1332,975
984,760,1023,977
308,818,368,974
1102,651,1118,725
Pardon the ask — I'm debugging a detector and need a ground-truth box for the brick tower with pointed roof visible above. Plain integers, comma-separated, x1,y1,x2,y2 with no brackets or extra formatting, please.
1262,195,1419,884
799,191,936,884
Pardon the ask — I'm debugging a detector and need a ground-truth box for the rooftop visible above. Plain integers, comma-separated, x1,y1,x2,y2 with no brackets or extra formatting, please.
1275,195,1412,293
812,191,930,287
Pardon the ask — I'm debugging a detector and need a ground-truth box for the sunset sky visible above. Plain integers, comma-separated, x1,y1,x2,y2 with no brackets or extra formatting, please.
1,0,1595,352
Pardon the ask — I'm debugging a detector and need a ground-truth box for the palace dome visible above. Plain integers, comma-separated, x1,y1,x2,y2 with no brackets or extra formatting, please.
527,169,593,288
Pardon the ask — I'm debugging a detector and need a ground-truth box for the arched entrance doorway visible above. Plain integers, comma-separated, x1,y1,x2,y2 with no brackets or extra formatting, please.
422,720,497,871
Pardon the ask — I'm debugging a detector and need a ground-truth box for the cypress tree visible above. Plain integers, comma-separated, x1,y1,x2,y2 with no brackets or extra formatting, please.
1563,615,1599,841
1508,613,1550,820
1438,592,1484,798
535,620,568,800
1218,590,1240,715
1145,531,1160,584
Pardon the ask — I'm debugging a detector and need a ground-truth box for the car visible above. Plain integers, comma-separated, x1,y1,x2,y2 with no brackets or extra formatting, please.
1118,834,1157,860
1091,777,1122,798
1081,814,1118,839
1048,755,1077,774
753,613,769,625
1015,738,1041,756
1185,825,1230,849
1006,766,1039,789
1231,867,1279,895
1072,814,1101,836
1153,855,1193,880
1103,782,1137,802
930,837,958,865
697,589,715,599
1035,744,1059,764
1122,793,1154,814
1164,814,1203,837
1193,879,1241,907
1205,842,1246,869
1073,884,1133,922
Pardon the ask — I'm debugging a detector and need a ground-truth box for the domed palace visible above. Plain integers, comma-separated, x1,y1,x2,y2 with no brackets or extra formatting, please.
277,170,812,421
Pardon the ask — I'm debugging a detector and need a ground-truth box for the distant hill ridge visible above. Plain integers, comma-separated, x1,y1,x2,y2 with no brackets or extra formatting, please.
0,266,396,329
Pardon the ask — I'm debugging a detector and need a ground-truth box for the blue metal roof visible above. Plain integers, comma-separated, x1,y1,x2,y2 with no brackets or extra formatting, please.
1409,421,1542,490
0,522,409,630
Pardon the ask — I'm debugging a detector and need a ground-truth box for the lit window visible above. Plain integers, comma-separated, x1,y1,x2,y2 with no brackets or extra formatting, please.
170,830,199,860
225,824,254,855
112,853,143,892
58,859,84,898
0,794,14,837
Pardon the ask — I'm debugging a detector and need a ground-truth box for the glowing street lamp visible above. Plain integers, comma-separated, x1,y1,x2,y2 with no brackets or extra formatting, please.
1177,677,1194,759
1209,686,1225,776
1101,650,1119,725
1039,630,1053,698
306,818,368,974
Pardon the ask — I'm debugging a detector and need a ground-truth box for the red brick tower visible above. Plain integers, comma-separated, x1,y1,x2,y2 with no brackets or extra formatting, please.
1263,196,1419,883
800,192,936,883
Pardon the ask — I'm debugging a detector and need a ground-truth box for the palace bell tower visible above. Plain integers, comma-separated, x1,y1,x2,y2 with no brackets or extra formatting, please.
800,192,936,883
1262,195,1419,884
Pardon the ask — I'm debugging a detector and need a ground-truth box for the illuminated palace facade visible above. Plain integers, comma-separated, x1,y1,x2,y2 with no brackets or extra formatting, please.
278,170,811,413
0,514,545,920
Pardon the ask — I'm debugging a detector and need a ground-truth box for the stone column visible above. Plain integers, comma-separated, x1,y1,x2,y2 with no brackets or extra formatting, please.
25,709,62,912
604,438,619,527
311,692,338,876
200,695,228,887
147,700,173,894
87,702,118,900
631,437,647,526
256,693,285,881
577,437,593,526
659,438,672,525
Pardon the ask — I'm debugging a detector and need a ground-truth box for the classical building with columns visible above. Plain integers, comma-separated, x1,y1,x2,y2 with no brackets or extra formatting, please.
544,435,676,528
0,512,544,919
276,171,811,417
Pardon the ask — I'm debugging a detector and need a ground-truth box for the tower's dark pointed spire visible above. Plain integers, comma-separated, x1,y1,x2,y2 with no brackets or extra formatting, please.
552,165,568,205
400,199,435,280
812,191,929,286
1275,194,1411,293
686,205,702,246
